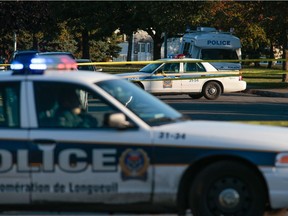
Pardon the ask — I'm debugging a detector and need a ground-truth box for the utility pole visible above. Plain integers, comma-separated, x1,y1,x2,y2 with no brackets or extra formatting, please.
164,32,167,58
283,50,288,82
282,29,288,82
13,32,17,52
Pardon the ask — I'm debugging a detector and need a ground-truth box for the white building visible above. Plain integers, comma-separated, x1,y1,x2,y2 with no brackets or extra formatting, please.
113,30,153,62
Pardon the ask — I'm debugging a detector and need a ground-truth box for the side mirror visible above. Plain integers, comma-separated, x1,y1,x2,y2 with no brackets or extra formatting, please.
107,113,133,129
156,69,163,74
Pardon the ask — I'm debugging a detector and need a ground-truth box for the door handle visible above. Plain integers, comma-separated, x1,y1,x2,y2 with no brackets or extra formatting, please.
33,139,56,145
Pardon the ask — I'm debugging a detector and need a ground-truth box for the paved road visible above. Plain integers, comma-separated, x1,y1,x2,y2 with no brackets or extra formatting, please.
0,211,287,216
158,92,288,121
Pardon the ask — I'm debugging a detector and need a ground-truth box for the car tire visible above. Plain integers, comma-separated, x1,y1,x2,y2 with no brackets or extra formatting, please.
202,81,221,100
188,93,203,99
189,160,266,216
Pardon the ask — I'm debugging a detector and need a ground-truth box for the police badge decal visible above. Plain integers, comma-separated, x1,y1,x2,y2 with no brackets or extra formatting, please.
119,148,150,181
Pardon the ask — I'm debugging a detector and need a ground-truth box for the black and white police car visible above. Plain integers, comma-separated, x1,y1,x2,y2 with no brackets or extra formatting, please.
0,55,287,216
118,55,246,100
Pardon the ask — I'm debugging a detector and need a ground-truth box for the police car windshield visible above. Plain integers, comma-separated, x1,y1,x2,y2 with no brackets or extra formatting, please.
97,79,183,126
139,63,162,73
201,49,238,60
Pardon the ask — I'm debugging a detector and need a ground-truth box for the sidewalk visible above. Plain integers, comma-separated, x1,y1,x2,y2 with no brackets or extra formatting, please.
244,88,288,98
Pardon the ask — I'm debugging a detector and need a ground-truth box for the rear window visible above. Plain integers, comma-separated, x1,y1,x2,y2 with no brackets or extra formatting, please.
13,52,37,64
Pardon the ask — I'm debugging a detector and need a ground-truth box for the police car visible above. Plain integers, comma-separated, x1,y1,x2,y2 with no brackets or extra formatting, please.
0,55,288,216
117,56,246,100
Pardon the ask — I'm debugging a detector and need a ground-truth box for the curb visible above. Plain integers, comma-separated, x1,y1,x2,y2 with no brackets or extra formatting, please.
244,89,288,98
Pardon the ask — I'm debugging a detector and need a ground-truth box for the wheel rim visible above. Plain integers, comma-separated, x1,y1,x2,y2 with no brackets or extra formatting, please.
207,177,251,215
218,188,240,208
207,85,217,95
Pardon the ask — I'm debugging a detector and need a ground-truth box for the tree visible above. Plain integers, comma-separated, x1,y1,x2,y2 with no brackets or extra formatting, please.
113,1,205,60
0,1,286,66
193,1,269,62
40,22,78,54
0,1,56,60
52,2,120,59
256,1,288,81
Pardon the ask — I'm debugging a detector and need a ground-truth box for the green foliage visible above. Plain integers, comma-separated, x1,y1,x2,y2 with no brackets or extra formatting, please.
0,1,287,63
89,34,121,62
40,22,77,54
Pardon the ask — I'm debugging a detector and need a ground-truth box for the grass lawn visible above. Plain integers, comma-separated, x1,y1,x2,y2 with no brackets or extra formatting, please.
242,66,288,89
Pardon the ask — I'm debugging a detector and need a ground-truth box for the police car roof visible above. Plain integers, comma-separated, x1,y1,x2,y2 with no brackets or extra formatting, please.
156,58,210,64
2,69,117,84
41,70,117,84
0,70,13,77
158,58,204,62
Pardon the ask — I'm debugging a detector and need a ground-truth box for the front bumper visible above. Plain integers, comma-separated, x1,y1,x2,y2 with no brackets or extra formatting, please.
261,166,288,209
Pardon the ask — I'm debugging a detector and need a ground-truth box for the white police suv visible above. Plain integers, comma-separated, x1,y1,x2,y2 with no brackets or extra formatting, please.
118,56,246,100
0,55,287,216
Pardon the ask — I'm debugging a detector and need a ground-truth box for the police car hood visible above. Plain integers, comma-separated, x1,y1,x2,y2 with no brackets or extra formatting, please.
153,120,288,152
210,62,241,71
117,72,150,78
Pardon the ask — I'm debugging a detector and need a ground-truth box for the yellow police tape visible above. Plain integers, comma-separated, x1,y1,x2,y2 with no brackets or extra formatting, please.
238,121,288,127
77,58,286,65
1,58,286,66
1,58,287,76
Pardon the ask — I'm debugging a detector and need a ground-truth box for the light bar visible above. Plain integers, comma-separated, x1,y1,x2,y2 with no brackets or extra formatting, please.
12,55,77,75
10,62,24,70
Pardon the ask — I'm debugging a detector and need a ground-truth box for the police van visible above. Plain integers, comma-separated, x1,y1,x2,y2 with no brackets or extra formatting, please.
0,55,288,216
180,27,242,71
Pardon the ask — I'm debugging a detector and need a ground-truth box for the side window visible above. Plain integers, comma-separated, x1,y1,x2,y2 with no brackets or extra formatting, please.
162,63,180,73
185,63,197,72
0,82,20,128
182,42,190,56
184,63,206,72
34,82,120,129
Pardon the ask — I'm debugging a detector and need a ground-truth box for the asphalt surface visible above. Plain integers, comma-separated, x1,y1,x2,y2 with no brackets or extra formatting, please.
244,87,288,98
227,87,288,216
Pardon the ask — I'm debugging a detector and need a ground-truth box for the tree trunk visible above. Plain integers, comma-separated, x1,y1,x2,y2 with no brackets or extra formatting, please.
152,34,163,60
282,50,288,82
127,33,133,61
146,28,164,60
282,29,288,82
32,33,38,51
267,42,274,69
82,29,90,59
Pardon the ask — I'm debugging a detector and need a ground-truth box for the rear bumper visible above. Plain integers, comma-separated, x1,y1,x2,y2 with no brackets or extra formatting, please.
223,80,246,93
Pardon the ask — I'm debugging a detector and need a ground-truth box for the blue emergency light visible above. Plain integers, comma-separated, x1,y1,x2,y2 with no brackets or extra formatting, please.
10,61,24,70
11,55,77,75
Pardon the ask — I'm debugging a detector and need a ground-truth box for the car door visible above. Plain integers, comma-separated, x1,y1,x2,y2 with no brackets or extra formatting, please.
181,62,207,92
0,80,31,204
29,81,153,204
146,62,182,93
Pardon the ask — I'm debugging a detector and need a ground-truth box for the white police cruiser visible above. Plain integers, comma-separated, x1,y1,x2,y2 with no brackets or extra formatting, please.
0,55,287,216
118,55,246,100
